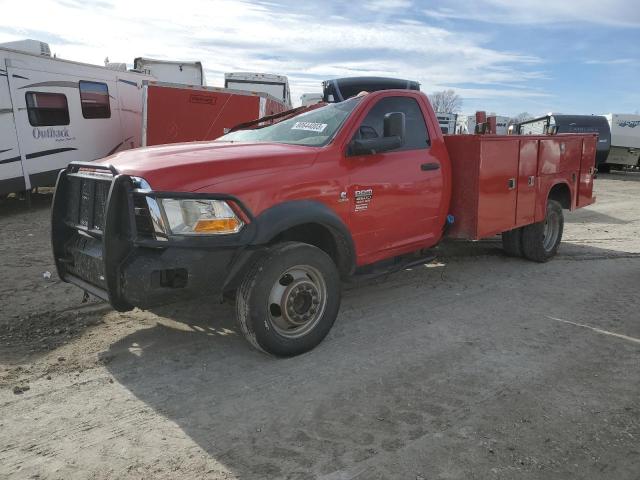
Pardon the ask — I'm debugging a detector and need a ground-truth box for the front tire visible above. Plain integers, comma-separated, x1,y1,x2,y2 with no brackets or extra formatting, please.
521,200,564,262
235,242,341,357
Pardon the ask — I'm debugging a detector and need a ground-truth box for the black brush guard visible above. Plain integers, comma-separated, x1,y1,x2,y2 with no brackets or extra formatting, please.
51,162,258,312
51,162,137,310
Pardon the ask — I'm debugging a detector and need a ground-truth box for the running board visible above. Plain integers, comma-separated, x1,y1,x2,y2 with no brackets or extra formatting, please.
351,250,437,282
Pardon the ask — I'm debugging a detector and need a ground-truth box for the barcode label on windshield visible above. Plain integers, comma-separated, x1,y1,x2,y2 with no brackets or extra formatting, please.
292,122,328,132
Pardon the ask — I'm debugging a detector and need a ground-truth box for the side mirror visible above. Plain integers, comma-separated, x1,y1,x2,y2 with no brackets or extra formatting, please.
349,111,406,156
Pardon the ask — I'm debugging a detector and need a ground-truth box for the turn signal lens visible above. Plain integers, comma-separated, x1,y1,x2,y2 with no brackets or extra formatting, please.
193,217,242,233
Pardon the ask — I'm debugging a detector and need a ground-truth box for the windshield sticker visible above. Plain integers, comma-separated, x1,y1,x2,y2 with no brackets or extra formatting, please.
292,122,328,133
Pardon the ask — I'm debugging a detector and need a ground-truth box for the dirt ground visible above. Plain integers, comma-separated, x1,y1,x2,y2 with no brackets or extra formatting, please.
1,173,639,480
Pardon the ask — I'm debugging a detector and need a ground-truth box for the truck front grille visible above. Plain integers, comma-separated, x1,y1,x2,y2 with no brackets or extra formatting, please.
66,174,111,233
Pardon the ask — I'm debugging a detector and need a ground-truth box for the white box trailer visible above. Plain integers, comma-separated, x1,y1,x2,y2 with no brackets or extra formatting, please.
604,114,640,167
300,92,323,106
225,72,292,109
0,41,153,195
133,57,205,86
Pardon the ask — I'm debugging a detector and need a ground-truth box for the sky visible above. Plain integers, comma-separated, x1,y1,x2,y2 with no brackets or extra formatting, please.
1,0,638,116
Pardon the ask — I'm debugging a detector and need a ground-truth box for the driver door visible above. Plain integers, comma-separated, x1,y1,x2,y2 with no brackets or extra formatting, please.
346,96,444,264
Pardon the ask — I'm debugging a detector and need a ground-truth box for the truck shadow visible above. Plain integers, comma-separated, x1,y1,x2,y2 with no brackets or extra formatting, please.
102,240,639,478
565,209,629,225
597,171,640,182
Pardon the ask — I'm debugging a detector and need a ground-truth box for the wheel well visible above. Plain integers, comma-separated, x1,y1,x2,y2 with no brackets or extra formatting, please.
548,183,571,209
271,223,353,277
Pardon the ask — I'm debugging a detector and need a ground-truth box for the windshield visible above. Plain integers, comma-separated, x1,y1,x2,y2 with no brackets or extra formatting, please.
217,97,361,147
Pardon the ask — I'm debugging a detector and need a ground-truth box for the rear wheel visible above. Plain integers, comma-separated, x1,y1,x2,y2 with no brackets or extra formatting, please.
521,200,564,262
502,228,523,257
235,242,341,356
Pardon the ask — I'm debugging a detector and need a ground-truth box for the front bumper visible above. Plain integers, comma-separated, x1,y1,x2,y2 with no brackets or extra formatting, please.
51,163,257,311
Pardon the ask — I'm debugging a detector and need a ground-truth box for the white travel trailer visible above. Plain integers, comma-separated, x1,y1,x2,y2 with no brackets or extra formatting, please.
604,114,640,168
225,72,292,109
133,58,205,86
300,93,323,106
0,40,153,195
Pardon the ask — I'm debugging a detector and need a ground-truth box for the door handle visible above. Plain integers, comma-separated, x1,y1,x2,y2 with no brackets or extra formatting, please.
507,178,516,190
421,162,440,171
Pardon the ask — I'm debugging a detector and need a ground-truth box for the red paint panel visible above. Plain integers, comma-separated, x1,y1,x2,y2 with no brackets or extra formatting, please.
516,139,538,225
477,139,519,238
445,136,519,239
145,85,286,146
577,136,596,207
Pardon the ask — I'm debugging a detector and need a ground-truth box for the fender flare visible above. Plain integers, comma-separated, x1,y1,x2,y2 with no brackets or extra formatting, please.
250,200,356,275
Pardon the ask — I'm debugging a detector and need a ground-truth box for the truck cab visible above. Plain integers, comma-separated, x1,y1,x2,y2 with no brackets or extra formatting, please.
51,89,596,357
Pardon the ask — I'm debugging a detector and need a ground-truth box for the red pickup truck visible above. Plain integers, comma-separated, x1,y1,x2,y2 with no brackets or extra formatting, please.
51,89,596,356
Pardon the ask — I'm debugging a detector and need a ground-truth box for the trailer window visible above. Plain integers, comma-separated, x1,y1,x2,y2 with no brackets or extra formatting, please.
79,81,111,119
25,92,70,126
357,97,430,151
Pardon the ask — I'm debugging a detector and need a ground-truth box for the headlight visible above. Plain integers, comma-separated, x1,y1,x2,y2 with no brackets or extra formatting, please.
159,198,244,235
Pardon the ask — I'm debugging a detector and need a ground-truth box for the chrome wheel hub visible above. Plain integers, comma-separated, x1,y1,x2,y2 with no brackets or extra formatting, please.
268,265,327,338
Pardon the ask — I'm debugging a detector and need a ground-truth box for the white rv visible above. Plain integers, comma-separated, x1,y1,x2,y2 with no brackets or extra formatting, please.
0,40,153,195
225,72,292,109
604,114,640,168
133,58,205,86
300,93,323,107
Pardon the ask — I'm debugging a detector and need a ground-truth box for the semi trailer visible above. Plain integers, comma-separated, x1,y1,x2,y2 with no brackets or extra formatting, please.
51,89,597,356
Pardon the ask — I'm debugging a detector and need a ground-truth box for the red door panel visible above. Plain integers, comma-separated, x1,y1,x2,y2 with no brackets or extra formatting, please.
347,149,443,263
477,139,519,237
577,137,596,207
516,139,538,226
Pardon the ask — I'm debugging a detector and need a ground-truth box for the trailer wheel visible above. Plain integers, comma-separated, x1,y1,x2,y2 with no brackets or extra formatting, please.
235,242,341,357
501,228,523,257
521,200,564,262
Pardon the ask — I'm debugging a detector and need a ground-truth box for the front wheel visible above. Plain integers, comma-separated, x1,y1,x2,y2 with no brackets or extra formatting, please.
521,200,564,262
235,242,341,356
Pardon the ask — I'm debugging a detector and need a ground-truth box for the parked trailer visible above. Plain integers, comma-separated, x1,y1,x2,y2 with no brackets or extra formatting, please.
51,88,597,357
436,113,457,134
224,72,292,109
0,40,152,196
516,114,611,171
133,57,205,86
300,93,323,106
142,81,288,146
605,114,640,168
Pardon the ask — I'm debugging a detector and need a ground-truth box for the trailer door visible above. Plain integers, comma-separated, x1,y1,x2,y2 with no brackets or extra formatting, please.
0,64,26,194
115,77,145,151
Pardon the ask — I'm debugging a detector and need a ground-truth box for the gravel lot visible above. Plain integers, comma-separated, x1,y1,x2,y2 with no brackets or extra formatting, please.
1,173,639,479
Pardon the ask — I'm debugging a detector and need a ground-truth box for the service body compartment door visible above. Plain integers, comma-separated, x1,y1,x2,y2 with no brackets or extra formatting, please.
577,136,596,207
515,139,538,225
476,139,519,238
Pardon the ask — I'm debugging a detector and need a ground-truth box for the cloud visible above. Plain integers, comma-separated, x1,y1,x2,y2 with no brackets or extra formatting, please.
584,58,636,65
423,0,640,27
364,0,413,11
0,0,550,109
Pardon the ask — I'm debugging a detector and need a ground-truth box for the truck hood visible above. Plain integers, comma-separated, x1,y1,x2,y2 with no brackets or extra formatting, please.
96,141,319,192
